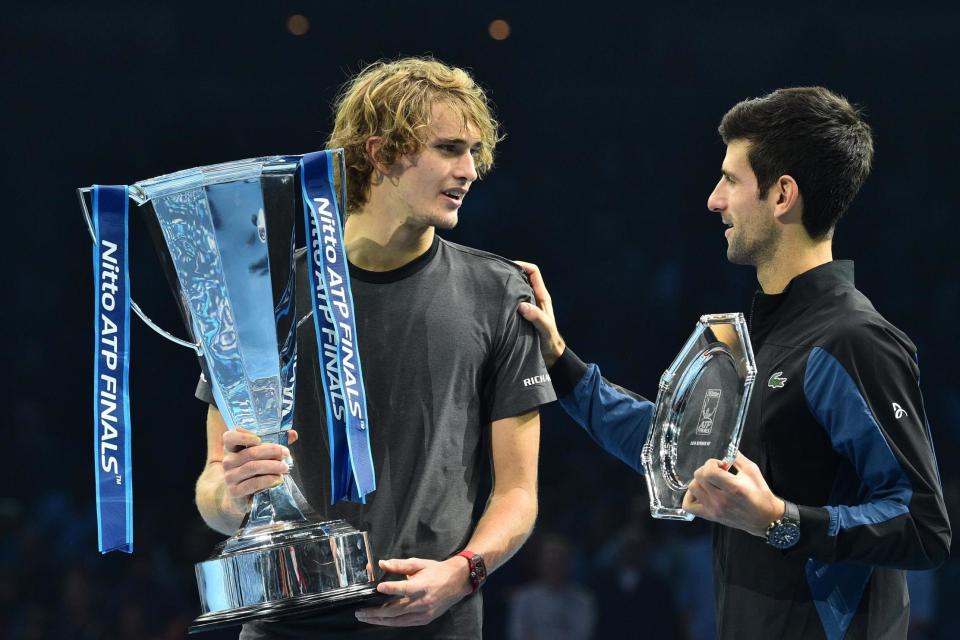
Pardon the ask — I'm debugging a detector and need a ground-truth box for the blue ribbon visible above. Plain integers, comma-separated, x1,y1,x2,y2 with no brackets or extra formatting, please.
300,151,376,503
91,185,133,553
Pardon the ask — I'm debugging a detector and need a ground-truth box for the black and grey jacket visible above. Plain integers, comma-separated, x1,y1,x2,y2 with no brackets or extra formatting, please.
550,260,951,640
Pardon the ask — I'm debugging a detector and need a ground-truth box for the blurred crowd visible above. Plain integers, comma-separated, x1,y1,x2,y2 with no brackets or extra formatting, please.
0,492,226,640
4,403,957,639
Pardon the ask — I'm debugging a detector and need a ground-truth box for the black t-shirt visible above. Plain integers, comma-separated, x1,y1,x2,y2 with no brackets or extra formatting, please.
197,236,555,639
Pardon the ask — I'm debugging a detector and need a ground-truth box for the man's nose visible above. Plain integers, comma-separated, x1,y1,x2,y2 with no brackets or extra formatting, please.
707,179,725,212
456,151,478,182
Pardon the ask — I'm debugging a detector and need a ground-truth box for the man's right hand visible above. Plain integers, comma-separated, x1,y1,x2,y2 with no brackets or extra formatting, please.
220,427,298,510
514,261,565,368
197,407,301,534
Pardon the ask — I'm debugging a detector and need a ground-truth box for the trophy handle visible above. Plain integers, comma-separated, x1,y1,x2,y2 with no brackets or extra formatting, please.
77,187,203,355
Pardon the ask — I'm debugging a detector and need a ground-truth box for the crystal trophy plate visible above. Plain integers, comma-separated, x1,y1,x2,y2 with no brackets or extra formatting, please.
641,313,756,520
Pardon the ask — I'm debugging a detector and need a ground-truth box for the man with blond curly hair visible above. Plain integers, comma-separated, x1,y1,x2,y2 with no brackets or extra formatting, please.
194,57,554,638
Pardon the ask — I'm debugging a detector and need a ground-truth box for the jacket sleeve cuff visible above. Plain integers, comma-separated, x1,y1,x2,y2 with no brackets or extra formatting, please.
549,347,589,398
785,504,835,560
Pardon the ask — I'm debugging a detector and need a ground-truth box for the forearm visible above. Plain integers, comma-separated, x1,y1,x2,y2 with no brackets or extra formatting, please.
464,484,538,573
195,461,247,535
787,500,950,569
464,409,542,574
359,409,541,625
553,349,653,474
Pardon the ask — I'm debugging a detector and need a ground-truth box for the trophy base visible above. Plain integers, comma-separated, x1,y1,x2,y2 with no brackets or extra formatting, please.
191,519,378,633
189,584,384,633
649,504,696,521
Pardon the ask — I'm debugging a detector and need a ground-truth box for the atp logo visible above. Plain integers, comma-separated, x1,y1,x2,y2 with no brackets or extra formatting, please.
767,371,788,389
892,403,908,419
696,389,722,435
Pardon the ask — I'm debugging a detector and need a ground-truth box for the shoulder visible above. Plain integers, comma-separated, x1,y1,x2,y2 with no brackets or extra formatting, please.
439,239,527,279
813,285,918,371
823,286,913,346
438,238,532,295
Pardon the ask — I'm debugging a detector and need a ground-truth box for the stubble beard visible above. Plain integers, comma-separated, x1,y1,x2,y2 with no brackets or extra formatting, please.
726,221,779,267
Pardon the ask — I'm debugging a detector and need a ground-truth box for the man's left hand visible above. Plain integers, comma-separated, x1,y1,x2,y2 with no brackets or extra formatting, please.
514,260,565,368
682,451,785,537
355,557,471,627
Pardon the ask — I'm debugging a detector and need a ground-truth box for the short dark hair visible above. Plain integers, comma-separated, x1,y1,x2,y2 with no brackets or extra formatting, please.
718,87,874,240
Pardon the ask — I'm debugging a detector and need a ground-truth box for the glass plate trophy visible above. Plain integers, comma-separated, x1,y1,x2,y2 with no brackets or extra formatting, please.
641,313,756,520
79,150,381,632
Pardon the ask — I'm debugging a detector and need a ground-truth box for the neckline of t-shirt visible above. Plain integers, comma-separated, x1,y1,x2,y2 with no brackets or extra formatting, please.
347,234,441,284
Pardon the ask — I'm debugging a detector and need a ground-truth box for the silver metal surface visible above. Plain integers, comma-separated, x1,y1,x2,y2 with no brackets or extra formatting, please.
80,151,378,631
641,313,757,521
77,152,347,355
193,519,375,631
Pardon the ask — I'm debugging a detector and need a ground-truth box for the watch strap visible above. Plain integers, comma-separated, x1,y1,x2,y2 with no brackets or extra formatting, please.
783,499,800,523
456,550,486,593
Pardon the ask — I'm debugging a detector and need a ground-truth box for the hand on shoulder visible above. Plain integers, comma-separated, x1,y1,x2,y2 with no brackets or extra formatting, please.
514,260,565,367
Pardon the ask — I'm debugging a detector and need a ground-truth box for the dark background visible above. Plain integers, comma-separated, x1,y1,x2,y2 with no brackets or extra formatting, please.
4,1,958,638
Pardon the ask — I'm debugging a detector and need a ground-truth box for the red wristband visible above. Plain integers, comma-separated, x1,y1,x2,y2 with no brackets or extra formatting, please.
456,550,487,593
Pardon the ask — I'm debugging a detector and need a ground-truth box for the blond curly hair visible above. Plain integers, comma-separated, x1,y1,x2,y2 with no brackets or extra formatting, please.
327,57,501,212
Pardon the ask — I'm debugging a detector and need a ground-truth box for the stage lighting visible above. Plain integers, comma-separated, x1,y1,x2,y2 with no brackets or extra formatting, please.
287,14,310,36
488,19,510,41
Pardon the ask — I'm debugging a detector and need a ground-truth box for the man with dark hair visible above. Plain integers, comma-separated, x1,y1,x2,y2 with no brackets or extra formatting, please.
717,87,874,242
519,87,951,639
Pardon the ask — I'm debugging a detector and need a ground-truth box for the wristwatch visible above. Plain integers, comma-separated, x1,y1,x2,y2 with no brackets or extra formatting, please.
765,500,801,549
456,550,487,593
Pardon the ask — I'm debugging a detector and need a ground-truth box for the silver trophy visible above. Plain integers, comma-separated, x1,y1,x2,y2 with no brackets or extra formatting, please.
79,152,379,632
641,313,756,520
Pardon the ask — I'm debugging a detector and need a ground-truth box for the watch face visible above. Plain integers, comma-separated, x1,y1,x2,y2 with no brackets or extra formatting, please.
470,555,487,583
460,552,487,592
767,520,801,549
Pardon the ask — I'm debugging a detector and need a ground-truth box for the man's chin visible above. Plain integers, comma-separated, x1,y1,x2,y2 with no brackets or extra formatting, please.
726,246,753,266
409,211,459,231
434,213,459,230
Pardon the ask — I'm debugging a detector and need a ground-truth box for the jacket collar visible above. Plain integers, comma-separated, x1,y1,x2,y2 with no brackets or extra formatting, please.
750,260,855,344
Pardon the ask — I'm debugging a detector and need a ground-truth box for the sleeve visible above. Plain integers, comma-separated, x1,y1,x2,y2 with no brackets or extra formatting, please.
787,325,951,569
483,270,557,422
552,347,654,474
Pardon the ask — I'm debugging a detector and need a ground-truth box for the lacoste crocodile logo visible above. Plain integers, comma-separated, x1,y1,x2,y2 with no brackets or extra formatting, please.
767,372,788,389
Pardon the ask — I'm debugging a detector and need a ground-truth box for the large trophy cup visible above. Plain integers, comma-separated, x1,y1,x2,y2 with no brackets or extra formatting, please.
80,151,379,632
641,314,756,520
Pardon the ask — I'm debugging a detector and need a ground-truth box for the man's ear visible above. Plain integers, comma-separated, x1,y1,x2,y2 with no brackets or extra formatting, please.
364,136,391,175
772,175,801,222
